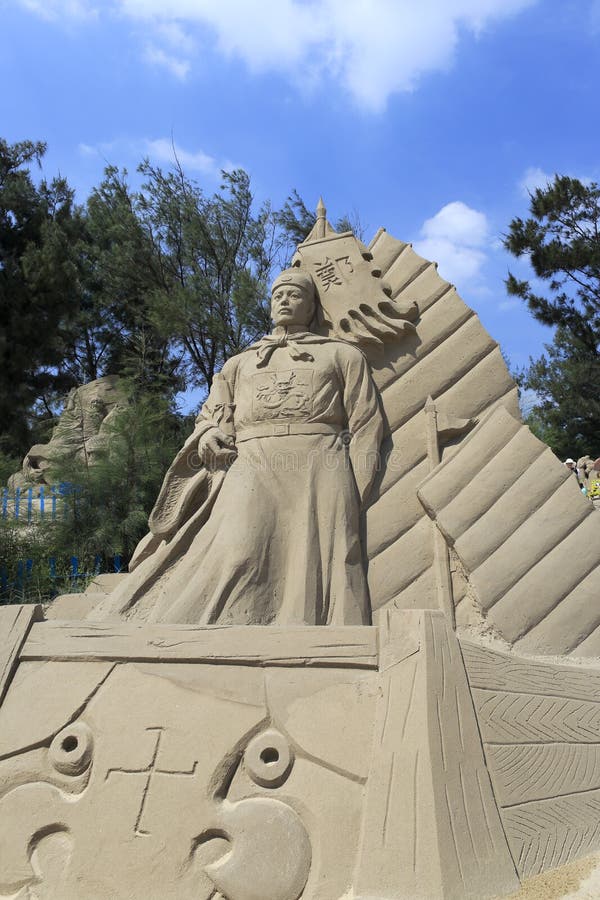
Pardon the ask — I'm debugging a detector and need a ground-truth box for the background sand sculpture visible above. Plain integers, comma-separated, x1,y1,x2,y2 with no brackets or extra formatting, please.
8,376,127,490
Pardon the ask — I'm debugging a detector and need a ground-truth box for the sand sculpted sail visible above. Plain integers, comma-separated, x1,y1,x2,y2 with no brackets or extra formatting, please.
362,226,600,657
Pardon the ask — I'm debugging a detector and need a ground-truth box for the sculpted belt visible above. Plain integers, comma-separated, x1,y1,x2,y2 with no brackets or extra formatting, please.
235,422,340,442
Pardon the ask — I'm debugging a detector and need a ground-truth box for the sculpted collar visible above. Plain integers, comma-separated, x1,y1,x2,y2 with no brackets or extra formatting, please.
251,326,332,368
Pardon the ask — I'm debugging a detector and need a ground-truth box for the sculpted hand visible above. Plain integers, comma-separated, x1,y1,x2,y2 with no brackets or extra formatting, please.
199,429,238,467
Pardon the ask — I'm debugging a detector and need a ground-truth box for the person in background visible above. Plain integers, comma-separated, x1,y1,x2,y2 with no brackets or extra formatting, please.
565,458,579,479
588,458,600,503
577,456,593,494
565,457,586,493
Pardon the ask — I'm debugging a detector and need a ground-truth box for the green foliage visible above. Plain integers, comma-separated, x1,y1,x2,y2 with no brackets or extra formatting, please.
80,165,181,392
49,385,190,561
0,513,95,604
0,450,20,486
519,327,600,459
0,512,118,604
504,175,600,457
275,190,317,250
0,517,59,603
69,160,285,395
137,162,274,388
504,177,600,351
0,386,190,604
0,139,84,454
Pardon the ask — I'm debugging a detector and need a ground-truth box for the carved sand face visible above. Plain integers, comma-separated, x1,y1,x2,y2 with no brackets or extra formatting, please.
271,283,315,327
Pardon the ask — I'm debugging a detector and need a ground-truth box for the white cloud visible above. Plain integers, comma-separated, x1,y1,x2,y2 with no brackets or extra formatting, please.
419,200,488,247
413,200,490,285
519,166,553,197
518,166,594,199
18,0,97,19
141,21,197,79
590,0,600,34
77,142,98,156
154,21,196,55
16,0,538,111
143,44,190,80
77,136,220,176
144,138,216,174
498,298,520,312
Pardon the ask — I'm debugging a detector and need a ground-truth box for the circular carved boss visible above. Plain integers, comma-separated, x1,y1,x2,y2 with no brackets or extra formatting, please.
49,722,94,776
244,729,294,788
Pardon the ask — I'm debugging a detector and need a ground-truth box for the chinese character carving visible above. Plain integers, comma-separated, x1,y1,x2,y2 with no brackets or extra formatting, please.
314,257,343,291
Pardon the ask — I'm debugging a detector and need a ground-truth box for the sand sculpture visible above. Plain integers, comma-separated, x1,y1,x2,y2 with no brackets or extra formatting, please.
8,375,127,490
89,262,384,626
2,206,600,899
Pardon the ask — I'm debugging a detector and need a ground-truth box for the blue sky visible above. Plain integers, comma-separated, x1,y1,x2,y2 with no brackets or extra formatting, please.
2,0,599,392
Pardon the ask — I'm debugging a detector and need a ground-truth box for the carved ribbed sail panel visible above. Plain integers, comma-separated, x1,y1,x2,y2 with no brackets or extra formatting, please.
418,406,600,655
365,230,519,615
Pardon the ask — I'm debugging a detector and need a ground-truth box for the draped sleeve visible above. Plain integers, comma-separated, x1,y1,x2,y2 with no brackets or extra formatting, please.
147,359,238,539
194,360,237,437
341,346,383,506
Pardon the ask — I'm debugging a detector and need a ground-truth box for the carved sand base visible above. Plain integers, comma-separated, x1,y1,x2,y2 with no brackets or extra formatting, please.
0,605,537,899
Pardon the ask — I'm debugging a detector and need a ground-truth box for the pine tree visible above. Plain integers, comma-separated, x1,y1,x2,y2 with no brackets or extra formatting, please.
504,175,600,457
0,139,83,454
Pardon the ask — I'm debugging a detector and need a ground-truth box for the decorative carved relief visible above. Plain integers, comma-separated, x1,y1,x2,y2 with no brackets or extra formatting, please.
462,640,600,880
0,655,377,900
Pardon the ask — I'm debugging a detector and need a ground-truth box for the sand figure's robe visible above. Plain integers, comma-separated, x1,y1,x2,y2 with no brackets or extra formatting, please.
90,326,383,625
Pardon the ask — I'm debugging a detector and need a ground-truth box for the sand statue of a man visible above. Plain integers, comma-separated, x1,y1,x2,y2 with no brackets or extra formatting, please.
91,269,383,625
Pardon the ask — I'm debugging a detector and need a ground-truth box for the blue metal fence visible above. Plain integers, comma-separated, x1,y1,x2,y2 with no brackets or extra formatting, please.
0,484,77,522
0,554,123,598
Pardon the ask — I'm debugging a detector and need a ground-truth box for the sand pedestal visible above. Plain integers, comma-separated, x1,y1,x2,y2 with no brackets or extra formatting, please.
0,605,521,900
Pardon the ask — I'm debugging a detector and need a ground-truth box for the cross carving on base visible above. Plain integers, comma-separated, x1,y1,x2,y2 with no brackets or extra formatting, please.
105,726,197,836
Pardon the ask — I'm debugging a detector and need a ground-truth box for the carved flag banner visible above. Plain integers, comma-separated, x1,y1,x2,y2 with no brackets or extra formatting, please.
292,211,417,346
